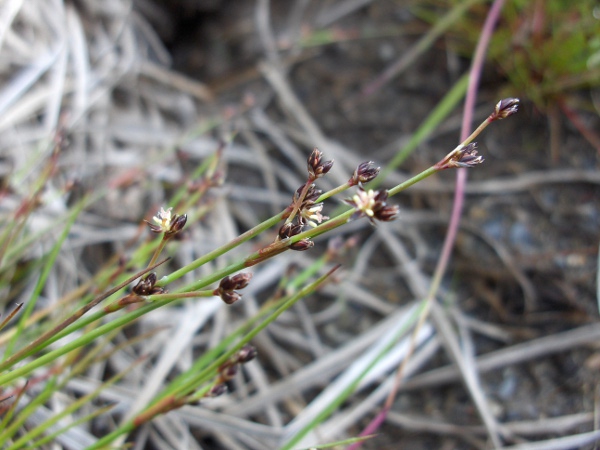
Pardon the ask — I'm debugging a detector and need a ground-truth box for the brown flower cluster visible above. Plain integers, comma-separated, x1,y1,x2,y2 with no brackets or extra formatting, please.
435,142,484,170
278,149,334,251
207,344,258,397
213,272,253,304
491,98,520,121
307,147,333,180
145,207,187,239
348,161,380,186
132,272,165,296
344,187,399,225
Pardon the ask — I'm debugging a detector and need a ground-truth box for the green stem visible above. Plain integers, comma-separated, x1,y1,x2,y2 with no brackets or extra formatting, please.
388,166,438,196
156,210,287,287
3,197,87,361
147,238,168,269
146,290,214,301
0,260,167,373
0,298,170,387
86,265,340,450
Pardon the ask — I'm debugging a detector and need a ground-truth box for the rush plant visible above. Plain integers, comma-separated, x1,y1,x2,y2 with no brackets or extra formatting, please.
0,99,518,448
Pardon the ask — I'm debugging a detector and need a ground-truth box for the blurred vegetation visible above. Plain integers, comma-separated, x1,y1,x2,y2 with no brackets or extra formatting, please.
422,0,600,110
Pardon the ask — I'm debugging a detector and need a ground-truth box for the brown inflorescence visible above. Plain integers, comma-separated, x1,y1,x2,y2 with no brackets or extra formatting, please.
131,273,165,296
492,97,520,121
344,187,399,225
145,207,188,239
214,272,253,305
307,148,333,180
349,161,380,186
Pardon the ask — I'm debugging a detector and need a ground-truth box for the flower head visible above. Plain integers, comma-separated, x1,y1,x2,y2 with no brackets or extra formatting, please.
349,161,380,186
345,187,399,224
435,143,484,170
307,148,333,180
492,98,520,120
214,272,253,305
145,207,187,238
148,207,173,233
289,238,314,251
299,201,327,228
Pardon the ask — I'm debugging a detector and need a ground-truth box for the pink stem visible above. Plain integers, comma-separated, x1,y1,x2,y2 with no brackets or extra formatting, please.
348,1,506,448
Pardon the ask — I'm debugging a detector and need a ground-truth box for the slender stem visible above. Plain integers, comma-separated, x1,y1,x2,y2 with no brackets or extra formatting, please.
317,182,351,202
156,210,287,287
388,166,438,197
0,259,169,373
350,1,508,447
284,178,313,225
147,238,168,269
86,266,340,450
0,296,175,387
146,290,214,301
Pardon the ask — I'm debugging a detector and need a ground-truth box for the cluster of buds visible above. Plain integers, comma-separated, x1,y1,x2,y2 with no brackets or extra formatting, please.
307,148,333,180
276,149,335,251
104,272,166,312
490,97,520,121
344,186,399,225
131,272,165,296
145,207,187,239
207,344,258,397
293,183,328,228
213,272,252,304
348,161,380,186
278,221,314,251
435,142,484,170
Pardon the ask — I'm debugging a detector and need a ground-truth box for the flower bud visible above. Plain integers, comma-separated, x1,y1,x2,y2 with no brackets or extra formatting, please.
290,238,314,251
207,384,228,397
237,345,257,363
132,273,157,295
218,273,253,291
492,98,519,120
279,222,304,239
219,291,241,305
307,148,333,179
349,161,380,186
219,363,238,381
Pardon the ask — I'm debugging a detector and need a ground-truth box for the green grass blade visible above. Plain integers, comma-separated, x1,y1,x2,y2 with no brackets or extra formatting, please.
3,196,88,361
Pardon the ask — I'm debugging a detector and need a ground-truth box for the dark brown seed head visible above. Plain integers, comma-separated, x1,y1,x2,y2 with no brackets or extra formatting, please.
307,148,323,173
227,272,253,290
373,204,399,222
168,214,187,235
304,184,322,203
435,142,484,170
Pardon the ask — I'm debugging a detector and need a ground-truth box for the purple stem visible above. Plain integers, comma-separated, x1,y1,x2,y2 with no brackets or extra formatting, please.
348,1,506,448
437,0,506,285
